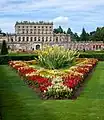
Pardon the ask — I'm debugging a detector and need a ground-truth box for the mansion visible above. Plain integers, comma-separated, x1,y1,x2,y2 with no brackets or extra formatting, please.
0,21,104,51
0,21,70,50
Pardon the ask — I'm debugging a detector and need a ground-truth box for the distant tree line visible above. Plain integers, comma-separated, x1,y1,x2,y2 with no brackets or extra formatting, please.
53,26,104,42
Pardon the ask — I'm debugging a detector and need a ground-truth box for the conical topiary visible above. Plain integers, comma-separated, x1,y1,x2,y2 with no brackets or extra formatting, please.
1,40,8,55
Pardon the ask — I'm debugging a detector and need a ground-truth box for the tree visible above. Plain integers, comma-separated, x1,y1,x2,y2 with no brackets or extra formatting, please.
89,27,104,42
1,40,8,55
0,29,2,34
53,26,64,34
67,28,73,35
66,28,74,41
73,33,80,41
58,26,63,33
53,28,59,34
80,28,89,41
63,31,66,34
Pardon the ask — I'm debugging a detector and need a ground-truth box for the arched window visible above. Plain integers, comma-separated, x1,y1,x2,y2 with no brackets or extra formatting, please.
46,37,48,41
56,37,58,42
18,37,21,42
99,45,101,49
30,37,33,42
34,37,36,41
50,37,52,41
23,37,25,41
27,37,29,41
36,45,40,50
38,37,40,41
42,37,44,42
11,38,13,42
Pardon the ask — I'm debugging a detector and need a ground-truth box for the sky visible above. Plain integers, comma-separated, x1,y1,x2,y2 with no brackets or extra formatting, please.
0,0,104,34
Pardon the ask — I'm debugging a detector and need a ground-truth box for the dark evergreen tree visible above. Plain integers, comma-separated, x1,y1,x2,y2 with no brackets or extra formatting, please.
1,40,8,55
53,26,64,33
63,31,66,34
89,27,104,42
58,26,63,33
53,28,58,33
80,28,89,41
67,28,73,35
73,33,80,41
0,29,2,34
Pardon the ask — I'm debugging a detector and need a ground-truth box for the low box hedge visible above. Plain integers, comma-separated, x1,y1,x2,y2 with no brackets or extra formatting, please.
79,53,104,60
0,54,38,64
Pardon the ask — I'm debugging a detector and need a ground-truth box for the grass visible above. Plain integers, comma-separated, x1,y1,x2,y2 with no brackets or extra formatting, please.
0,62,104,120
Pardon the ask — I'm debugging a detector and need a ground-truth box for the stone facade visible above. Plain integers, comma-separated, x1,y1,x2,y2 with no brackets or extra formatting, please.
0,21,104,51
6,21,71,50
68,41,104,51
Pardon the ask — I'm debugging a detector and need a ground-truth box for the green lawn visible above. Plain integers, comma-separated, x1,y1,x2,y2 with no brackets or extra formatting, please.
0,62,104,120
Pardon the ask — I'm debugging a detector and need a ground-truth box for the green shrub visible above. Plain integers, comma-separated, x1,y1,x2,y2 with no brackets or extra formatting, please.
35,45,79,69
1,40,8,55
79,53,104,60
0,55,38,64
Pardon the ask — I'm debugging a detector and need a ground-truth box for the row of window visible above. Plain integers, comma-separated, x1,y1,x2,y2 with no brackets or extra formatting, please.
17,29,52,31
9,37,64,42
17,26,52,29
17,36,53,42
17,31,52,34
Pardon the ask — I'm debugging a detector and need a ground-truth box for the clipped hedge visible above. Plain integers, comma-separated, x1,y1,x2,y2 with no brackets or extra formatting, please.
79,53,104,60
0,54,38,64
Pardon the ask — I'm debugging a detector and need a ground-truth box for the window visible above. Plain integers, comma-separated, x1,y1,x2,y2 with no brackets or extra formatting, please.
38,31,40,34
56,37,58,42
36,45,40,50
22,29,24,34
27,37,29,41
11,38,13,42
30,37,33,42
42,26,44,28
30,29,32,34
50,37,52,41
38,37,40,41
26,26,28,28
46,37,48,41
23,37,25,41
50,26,51,28
42,37,44,42
22,26,24,28
34,26,36,28
18,37,21,42
26,30,28,34
46,26,47,28
34,31,36,34
38,26,40,28
34,37,36,41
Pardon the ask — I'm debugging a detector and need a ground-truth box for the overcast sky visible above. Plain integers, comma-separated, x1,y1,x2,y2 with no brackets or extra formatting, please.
0,0,104,34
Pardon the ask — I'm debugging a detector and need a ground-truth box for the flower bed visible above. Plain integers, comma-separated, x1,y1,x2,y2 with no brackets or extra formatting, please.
9,58,98,99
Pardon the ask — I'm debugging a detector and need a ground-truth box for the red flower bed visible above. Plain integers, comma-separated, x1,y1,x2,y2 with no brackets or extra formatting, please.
27,75,52,92
8,58,98,99
63,74,82,89
18,67,37,76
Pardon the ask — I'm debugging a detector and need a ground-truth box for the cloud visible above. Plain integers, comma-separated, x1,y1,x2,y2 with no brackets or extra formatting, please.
0,0,104,33
0,0,104,13
7,0,27,4
53,16,69,24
